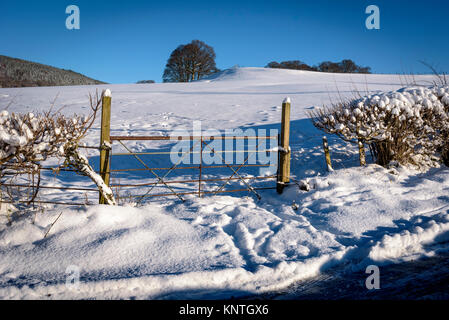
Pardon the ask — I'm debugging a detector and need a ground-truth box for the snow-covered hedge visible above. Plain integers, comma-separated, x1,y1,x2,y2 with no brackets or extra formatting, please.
309,86,449,167
0,110,88,166
0,92,116,205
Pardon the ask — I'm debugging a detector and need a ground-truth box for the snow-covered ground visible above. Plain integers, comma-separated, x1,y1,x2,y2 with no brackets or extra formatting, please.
1,68,448,299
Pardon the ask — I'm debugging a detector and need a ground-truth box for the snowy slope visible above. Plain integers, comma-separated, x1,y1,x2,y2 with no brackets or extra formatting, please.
1,68,448,299
1,67,436,138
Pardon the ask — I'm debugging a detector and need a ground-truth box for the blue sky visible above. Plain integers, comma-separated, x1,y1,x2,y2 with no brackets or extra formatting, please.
1,0,448,83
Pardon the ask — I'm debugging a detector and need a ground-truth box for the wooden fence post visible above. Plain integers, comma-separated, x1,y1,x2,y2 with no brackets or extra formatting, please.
322,136,333,171
358,139,366,166
99,89,112,204
277,97,291,194
199,136,203,198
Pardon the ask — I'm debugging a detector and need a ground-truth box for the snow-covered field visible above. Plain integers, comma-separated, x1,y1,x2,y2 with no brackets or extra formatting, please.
1,68,449,299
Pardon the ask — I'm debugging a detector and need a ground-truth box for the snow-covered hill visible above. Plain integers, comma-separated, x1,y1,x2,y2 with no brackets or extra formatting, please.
0,68,448,299
1,67,436,137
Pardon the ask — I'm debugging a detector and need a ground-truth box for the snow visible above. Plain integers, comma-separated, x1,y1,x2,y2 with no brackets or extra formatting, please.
1,68,448,299
368,216,449,262
103,89,112,97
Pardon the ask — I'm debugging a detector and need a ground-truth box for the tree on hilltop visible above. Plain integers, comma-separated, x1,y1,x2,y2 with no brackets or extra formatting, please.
163,40,219,82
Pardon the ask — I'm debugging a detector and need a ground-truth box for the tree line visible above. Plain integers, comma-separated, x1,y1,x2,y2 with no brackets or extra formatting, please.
266,60,371,74
0,55,105,88
162,40,372,83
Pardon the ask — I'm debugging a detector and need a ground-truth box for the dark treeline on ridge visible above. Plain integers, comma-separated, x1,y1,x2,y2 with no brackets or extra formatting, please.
266,59,371,74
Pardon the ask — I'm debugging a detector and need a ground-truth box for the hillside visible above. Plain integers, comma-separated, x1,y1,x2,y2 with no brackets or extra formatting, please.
0,55,106,88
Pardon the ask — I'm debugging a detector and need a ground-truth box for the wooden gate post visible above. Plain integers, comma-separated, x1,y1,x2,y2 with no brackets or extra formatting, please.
358,138,366,166
199,136,203,198
322,136,333,171
99,89,112,204
277,97,291,194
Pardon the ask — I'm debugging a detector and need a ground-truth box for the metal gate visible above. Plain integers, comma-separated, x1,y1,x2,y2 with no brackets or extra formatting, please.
107,134,279,204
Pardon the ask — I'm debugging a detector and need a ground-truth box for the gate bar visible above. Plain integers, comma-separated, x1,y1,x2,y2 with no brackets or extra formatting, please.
110,164,274,173
128,187,276,199
110,175,276,188
110,135,277,141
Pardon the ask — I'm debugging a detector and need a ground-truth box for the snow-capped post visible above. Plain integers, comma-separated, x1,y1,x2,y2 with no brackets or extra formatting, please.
99,89,112,204
358,139,366,166
277,97,291,194
322,136,333,171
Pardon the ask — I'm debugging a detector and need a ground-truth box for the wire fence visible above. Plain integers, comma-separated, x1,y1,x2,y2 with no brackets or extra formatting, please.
0,146,101,207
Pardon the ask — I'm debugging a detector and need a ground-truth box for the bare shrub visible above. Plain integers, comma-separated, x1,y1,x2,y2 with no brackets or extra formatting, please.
420,61,448,87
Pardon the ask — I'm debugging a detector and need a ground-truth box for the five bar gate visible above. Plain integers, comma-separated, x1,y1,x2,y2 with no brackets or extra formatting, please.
106,135,278,204
99,93,292,204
